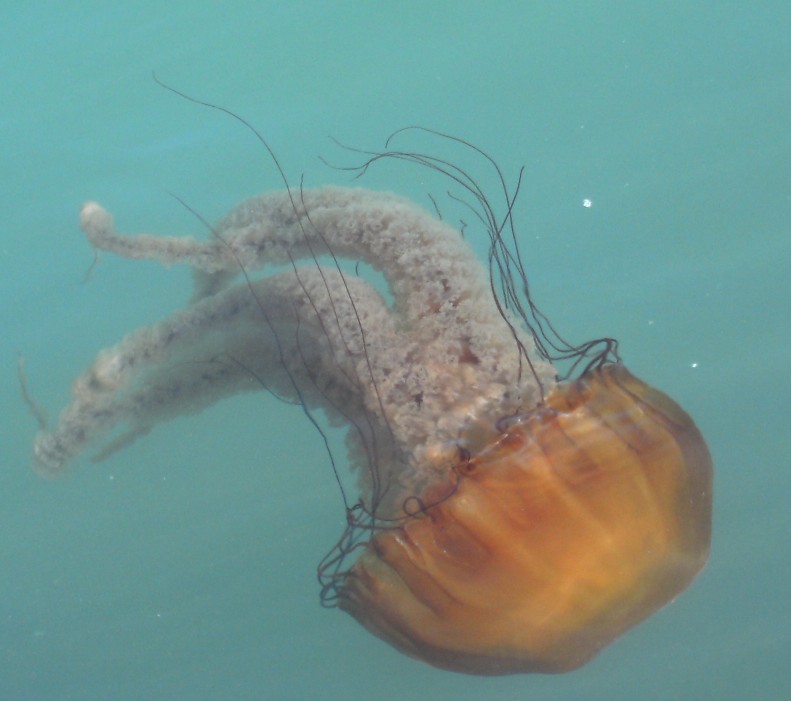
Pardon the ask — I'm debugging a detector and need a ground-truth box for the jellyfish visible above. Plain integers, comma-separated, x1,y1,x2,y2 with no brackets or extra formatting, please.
29,133,712,675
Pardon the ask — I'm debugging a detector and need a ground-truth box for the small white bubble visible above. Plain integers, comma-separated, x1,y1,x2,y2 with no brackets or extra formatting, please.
583,199,593,208
690,362,698,369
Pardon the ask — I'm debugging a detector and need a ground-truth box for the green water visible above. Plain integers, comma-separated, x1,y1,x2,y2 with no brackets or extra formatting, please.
1,2,788,699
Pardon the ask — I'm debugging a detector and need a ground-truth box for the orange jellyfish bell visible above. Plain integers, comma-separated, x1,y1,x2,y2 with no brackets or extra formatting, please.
339,363,712,674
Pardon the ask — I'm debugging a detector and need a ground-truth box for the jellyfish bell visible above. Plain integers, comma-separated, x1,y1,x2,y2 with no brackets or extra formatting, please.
27,109,712,675
339,364,712,674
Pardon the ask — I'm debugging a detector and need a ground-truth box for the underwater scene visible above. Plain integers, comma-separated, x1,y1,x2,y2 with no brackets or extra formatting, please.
1,2,788,699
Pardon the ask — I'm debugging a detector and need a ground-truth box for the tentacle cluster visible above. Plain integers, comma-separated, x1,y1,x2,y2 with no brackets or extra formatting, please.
33,187,555,518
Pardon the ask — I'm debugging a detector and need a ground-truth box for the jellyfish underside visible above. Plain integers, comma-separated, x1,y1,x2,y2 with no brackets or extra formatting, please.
31,154,712,674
